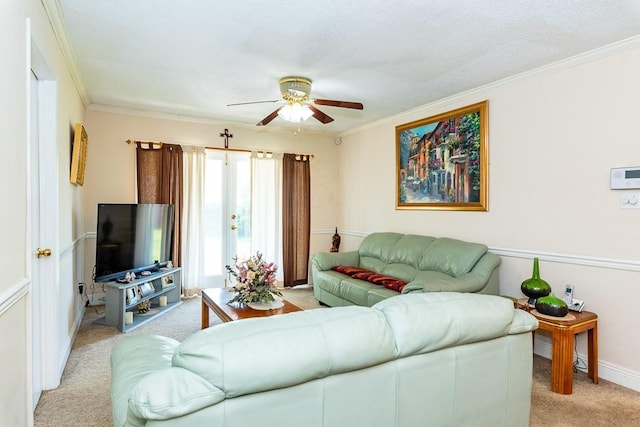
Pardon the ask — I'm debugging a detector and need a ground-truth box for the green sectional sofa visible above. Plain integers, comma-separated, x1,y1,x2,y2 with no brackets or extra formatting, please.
111,292,537,427
312,232,500,307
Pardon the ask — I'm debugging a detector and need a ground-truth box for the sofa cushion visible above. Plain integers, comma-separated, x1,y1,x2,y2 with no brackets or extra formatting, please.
358,232,404,262
386,234,435,268
173,307,398,398
419,237,488,277
404,270,458,292
380,263,418,282
341,277,378,305
373,292,516,357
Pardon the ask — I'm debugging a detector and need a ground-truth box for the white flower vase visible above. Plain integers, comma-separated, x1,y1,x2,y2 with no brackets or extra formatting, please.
248,294,284,310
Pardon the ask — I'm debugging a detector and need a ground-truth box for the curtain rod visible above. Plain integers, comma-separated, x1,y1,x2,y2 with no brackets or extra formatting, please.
126,139,163,148
126,139,313,158
206,146,314,159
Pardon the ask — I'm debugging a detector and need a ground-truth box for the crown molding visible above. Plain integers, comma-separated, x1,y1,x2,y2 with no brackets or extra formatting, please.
86,103,334,137
41,0,90,107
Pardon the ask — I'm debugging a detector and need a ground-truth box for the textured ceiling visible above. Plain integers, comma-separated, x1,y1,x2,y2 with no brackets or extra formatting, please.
55,0,640,135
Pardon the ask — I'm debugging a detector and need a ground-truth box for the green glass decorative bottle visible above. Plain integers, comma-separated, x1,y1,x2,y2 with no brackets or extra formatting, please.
535,293,569,317
520,257,551,305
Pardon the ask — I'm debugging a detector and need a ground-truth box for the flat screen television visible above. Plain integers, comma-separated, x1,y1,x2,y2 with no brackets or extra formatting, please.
94,203,174,282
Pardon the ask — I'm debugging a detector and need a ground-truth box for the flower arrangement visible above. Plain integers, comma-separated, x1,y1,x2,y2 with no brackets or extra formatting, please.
137,300,151,313
225,252,281,305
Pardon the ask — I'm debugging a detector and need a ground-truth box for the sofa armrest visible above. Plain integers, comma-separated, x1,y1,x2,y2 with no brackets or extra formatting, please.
508,309,539,334
311,251,360,271
403,272,487,293
127,367,226,425
111,335,180,427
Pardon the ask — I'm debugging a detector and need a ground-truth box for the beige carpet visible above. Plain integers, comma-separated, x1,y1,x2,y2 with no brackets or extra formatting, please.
35,286,640,426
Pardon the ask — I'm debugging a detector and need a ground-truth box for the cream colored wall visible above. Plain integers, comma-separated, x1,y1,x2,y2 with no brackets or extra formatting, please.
337,40,640,390
1,0,85,424
82,111,340,284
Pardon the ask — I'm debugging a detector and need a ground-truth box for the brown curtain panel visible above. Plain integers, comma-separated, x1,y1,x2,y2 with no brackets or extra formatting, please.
282,153,311,287
136,143,184,267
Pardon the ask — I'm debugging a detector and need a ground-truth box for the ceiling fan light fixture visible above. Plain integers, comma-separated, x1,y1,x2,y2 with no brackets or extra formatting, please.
277,102,313,123
279,76,312,100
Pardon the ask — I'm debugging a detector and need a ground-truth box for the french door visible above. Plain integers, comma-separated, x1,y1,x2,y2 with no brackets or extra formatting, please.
203,150,251,287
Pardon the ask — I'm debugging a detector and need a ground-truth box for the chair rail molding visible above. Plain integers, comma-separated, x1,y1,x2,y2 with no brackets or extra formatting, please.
0,279,30,316
490,247,640,272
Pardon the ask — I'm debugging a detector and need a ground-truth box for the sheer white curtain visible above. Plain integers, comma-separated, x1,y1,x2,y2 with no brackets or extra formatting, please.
251,152,284,282
181,145,206,296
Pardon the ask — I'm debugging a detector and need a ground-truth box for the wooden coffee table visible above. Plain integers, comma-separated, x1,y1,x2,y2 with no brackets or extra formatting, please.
201,287,303,328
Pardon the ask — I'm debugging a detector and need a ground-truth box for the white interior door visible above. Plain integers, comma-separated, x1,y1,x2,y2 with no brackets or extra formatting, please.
30,40,59,404
29,70,42,409
203,151,251,287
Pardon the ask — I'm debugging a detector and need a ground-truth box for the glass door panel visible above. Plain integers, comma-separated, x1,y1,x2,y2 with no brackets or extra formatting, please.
203,151,251,287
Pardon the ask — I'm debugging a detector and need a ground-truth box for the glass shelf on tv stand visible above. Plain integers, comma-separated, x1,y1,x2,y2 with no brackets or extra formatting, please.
93,267,182,332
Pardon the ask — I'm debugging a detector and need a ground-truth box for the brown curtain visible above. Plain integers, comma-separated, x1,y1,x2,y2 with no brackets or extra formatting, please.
282,153,311,287
136,143,183,267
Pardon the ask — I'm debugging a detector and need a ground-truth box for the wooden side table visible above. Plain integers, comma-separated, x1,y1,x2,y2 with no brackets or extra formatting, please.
519,300,598,394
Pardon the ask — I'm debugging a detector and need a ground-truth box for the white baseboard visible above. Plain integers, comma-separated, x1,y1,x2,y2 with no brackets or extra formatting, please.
534,338,640,392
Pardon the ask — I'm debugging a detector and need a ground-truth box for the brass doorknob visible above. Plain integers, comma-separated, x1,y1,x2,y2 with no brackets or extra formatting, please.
36,248,52,258
231,225,238,230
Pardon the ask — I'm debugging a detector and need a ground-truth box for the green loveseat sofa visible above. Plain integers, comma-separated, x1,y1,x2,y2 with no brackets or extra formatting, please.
111,292,537,426
312,232,500,307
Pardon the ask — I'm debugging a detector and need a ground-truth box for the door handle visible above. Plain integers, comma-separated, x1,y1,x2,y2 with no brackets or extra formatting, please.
231,225,238,230
36,248,52,258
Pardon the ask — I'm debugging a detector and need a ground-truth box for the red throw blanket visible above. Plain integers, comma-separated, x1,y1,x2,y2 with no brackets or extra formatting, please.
331,266,407,292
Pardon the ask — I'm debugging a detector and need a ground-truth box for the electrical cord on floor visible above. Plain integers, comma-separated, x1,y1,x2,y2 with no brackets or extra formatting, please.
83,280,103,315
573,339,588,373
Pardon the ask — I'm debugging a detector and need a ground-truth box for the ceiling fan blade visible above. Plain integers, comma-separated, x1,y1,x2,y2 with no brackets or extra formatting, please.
227,100,279,107
256,107,283,126
308,105,334,124
314,99,364,110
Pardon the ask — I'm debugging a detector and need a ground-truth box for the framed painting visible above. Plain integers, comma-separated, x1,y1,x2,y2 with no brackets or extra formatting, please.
70,123,88,185
395,101,488,211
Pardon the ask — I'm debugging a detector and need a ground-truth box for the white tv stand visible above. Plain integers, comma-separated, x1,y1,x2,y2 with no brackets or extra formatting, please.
95,267,182,332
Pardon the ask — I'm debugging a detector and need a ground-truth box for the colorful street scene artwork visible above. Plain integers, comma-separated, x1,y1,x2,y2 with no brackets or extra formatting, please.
396,101,487,211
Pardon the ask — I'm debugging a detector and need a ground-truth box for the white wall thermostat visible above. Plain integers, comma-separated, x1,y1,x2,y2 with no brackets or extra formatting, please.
611,167,640,189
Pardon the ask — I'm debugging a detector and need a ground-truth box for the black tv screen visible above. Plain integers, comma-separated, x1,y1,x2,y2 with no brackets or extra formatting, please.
95,203,174,282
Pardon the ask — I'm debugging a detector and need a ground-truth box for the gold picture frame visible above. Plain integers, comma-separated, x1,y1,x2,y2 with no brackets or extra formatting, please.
395,101,488,211
70,123,88,185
